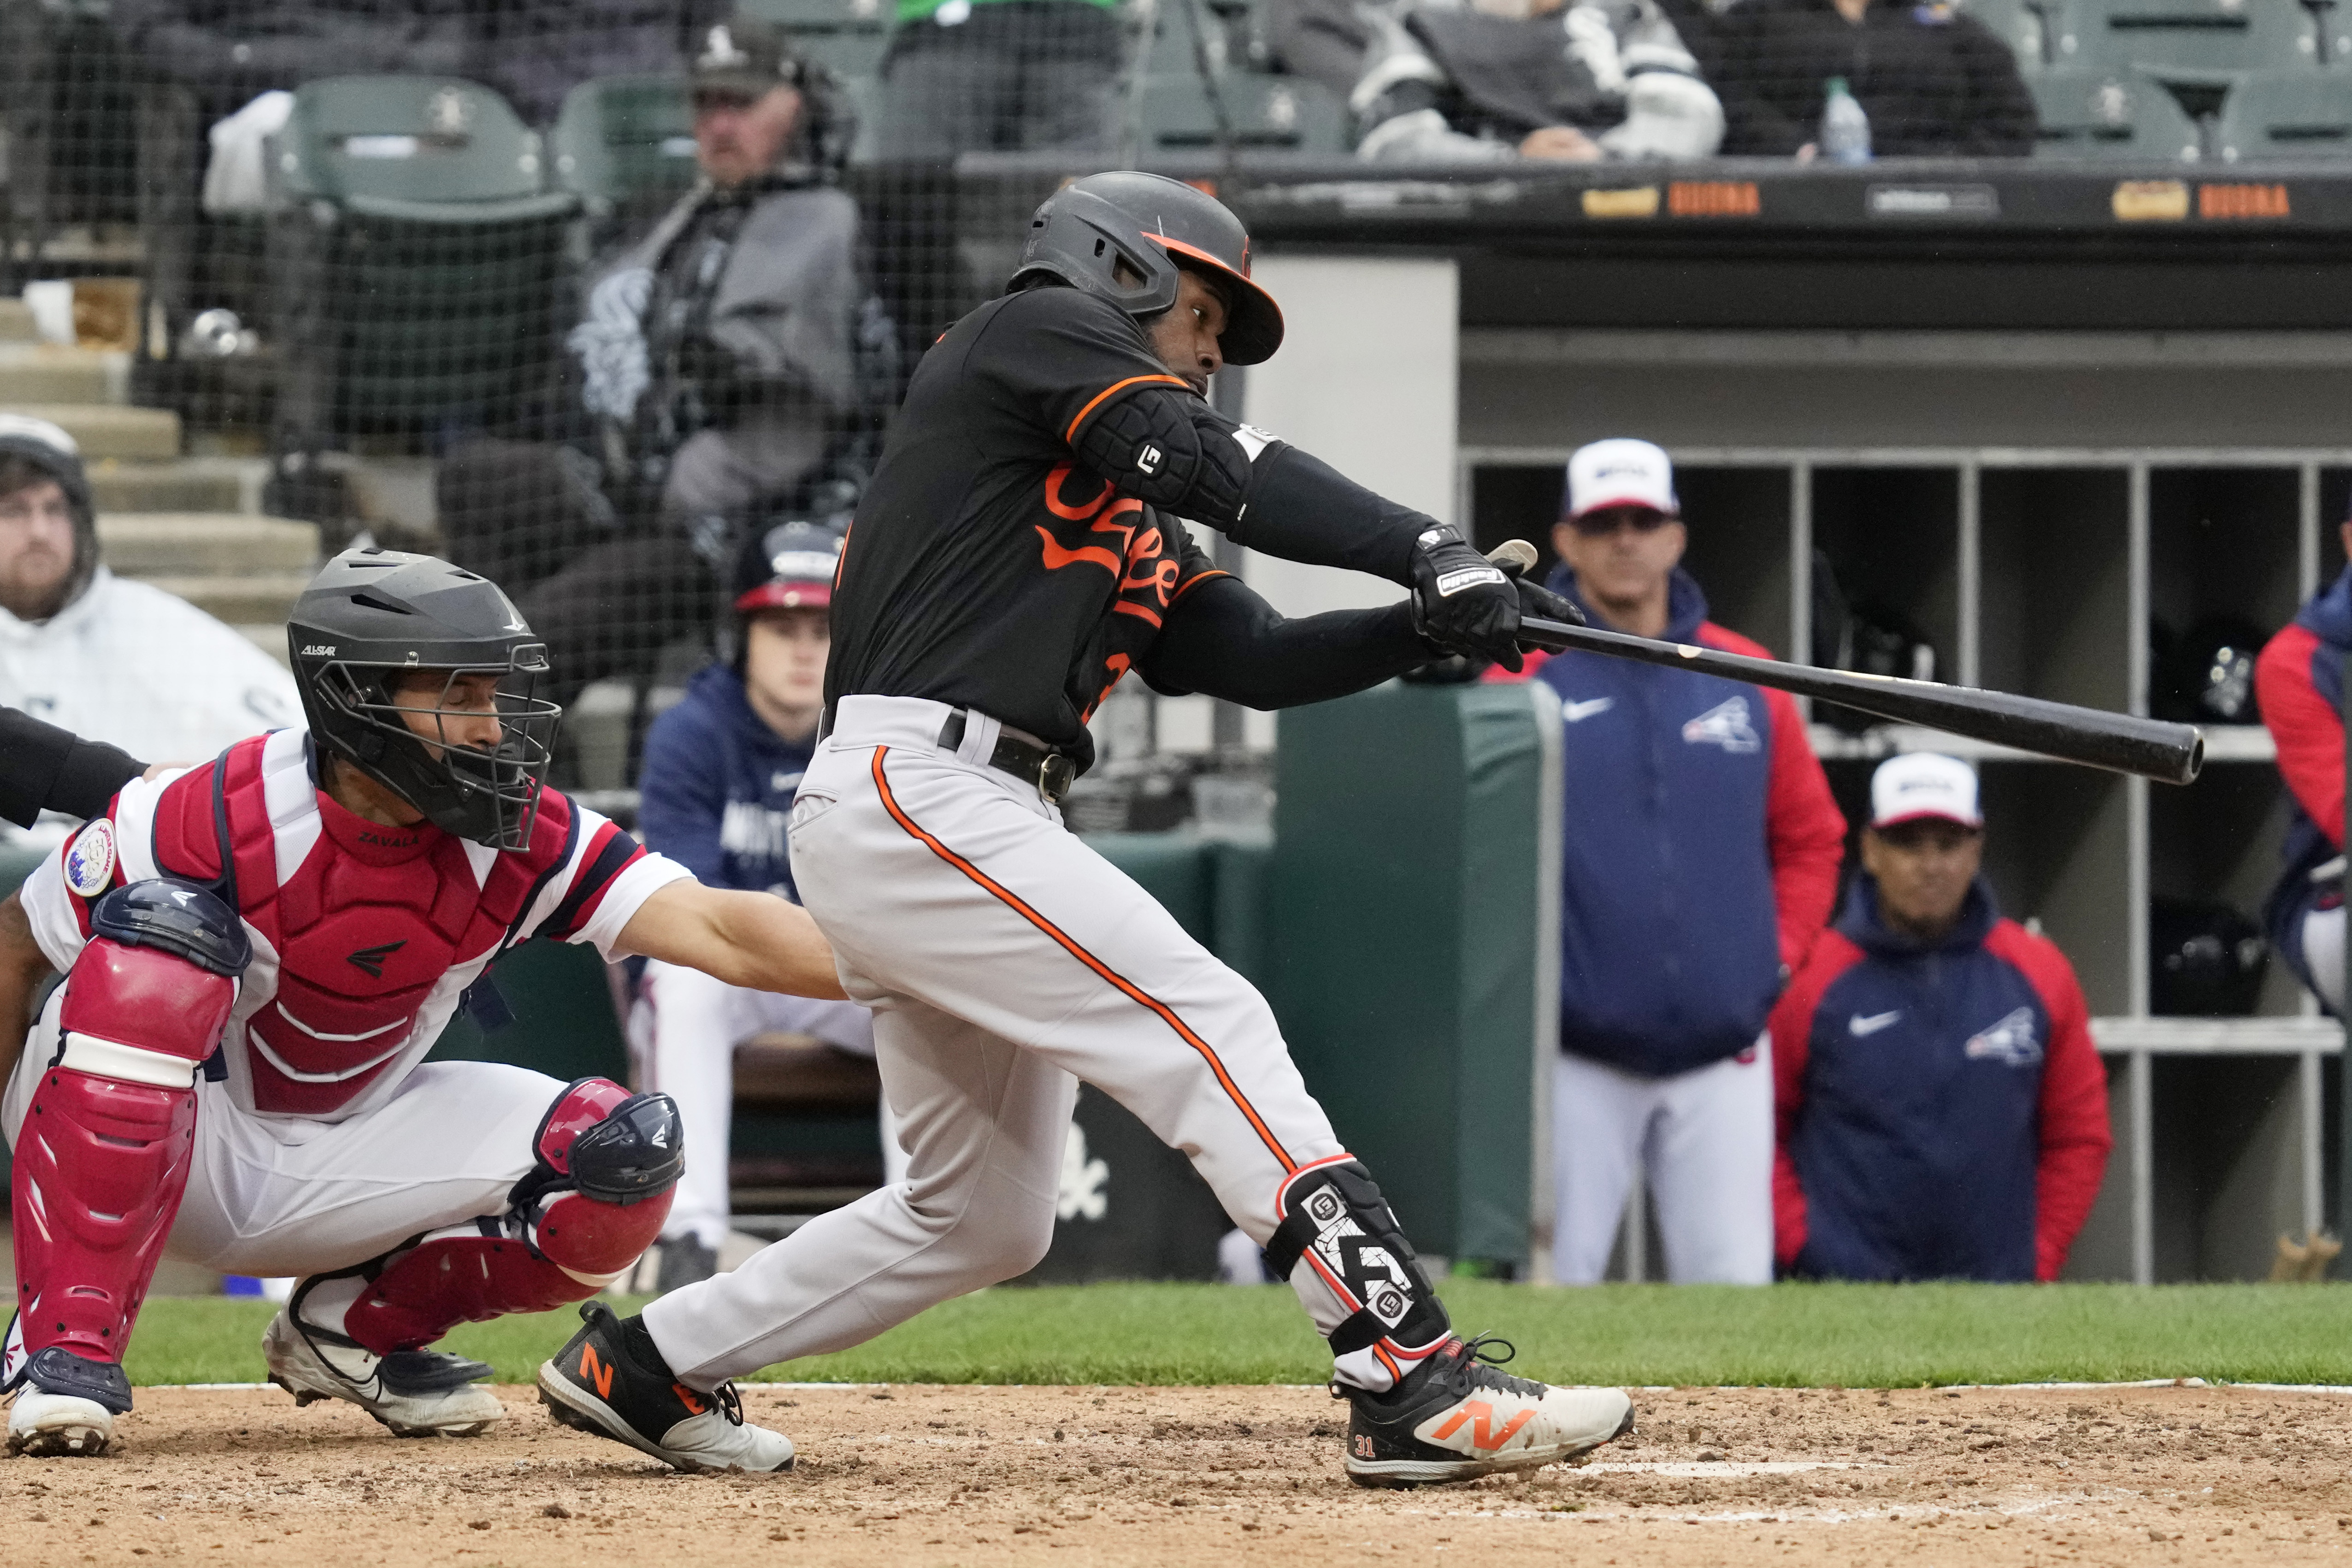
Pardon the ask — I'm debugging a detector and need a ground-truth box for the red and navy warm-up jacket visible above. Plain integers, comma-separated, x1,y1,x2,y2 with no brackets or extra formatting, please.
1768,875,2113,1282
1489,565,1846,1078
2257,565,2352,998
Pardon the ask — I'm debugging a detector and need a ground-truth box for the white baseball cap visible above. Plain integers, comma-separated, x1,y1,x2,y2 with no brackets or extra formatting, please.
1565,437,1678,520
1869,752,1982,830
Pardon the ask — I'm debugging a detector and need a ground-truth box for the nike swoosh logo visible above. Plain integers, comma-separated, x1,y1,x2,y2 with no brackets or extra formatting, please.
1849,1011,1902,1037
1562,697,1615,723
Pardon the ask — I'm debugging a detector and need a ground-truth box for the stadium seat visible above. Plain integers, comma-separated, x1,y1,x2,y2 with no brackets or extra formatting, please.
551,74,700,219
2216,71,2352,158
1962,0,2061,71
2030,66,2206,156
263,77,579,469
1138,72,1349,153
2079,0,2321,72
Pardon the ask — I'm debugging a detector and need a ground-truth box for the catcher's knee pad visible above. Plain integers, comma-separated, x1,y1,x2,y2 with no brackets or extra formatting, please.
13,881,248,1368
339,1079,683,1355
1264,1158,1451,1374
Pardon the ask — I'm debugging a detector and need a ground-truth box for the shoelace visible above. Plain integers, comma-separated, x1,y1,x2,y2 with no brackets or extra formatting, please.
712,1380,746,1428
1443,1334,1548,1401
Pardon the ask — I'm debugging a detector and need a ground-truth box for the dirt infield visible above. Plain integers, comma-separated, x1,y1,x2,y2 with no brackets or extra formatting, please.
8,1381,2350,1565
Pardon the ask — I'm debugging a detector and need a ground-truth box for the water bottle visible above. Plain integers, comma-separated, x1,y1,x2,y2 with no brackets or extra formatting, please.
1820,77,1872,165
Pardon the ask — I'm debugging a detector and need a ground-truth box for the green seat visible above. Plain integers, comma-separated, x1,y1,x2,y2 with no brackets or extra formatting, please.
2216,71,2352,158
2030,66,2205,156
1138,72,1350,153
798,28,890,79
264,76,578,449
2083,0,2320,72
742,0,887,26
551,73,701,217
1958,0,2061,71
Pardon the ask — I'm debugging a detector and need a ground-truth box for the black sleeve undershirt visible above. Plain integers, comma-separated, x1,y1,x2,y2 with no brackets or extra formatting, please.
1138,573,1431,710
0,707,144,829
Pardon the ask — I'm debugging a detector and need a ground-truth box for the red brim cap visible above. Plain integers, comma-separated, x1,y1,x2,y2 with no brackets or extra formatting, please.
1572,494,1677,520
1149,235,1284,366
1873,807,1982,829
735,582,831,613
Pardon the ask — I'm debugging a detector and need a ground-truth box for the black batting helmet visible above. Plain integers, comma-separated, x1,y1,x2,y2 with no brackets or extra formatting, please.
1009,171,1284,365
287,548,562,851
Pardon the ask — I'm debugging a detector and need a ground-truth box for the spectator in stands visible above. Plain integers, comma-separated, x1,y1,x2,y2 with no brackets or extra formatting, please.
439,14,896,706
874,0,1123,157
1770,754,2111,1282
111,0,477,125
1683,0,2035,157
2257,517,2352,1012
627,523,892,1291
1344,0,1724,162
0,415,298,840
1494,438,1845,1284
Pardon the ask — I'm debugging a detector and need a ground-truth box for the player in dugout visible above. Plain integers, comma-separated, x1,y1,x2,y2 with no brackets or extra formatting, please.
1769,754,2111,1282
2259,512,2352,1013
536,171,1638,1489
0,548,843,1459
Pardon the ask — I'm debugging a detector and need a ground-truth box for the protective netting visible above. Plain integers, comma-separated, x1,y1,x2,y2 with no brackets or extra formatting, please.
0,0,2340,807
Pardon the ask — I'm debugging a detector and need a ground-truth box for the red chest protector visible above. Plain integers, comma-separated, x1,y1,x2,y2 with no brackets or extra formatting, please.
152,737,579,1117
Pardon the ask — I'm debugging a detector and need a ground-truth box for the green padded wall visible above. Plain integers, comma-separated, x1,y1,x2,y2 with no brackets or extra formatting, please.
1266,680,1561,1271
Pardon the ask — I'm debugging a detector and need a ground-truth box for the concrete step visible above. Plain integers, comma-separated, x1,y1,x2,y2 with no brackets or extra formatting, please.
236,625,293,668
0,345,124,406
139,572,312,627
98,513,318,576
0,403,178,460
0,301,37,344
87,457,268,515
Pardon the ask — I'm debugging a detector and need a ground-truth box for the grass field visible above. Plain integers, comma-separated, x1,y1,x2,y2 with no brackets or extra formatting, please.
122,1280,2352,1389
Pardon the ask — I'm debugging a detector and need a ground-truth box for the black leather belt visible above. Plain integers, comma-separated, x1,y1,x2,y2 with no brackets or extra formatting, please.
937,710,1079,805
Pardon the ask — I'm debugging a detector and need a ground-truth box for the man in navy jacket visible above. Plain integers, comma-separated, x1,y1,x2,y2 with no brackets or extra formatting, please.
630,522,887,1291
1769,754,2111,1281
2257,519,2352,1012
1492,439,1845,1283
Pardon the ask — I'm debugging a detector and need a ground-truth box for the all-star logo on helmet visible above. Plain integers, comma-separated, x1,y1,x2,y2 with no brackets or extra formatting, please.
285,548,563,851
1008,171,1285,366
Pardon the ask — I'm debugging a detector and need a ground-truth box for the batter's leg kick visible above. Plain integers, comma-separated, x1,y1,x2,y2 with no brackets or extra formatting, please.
262,1078,683,1438
4,880,249,1458
540,702,1634,1485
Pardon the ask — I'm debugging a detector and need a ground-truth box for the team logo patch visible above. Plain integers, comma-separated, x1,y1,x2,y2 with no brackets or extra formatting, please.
1681,696,1761,753
63,819,115,899
1964,1006,2042,1067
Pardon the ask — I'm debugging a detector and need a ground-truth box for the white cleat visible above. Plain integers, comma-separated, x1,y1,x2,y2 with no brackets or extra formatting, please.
1341,1334,1635,1488
263,1309,506,1438
7,1389,116,1458
537,1302,794,1473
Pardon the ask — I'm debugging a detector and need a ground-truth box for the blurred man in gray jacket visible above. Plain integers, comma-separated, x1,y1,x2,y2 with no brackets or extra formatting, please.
441,14,897,706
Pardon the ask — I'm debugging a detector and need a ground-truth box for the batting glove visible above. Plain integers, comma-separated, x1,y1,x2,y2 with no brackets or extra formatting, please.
1408,525,1524,672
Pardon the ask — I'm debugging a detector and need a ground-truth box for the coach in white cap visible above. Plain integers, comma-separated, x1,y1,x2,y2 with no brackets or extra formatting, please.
1766,753,2111,1282
1498,436,1846,1285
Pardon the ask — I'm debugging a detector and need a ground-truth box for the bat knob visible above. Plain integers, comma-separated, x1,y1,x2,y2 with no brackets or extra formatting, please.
1487,538,1540,579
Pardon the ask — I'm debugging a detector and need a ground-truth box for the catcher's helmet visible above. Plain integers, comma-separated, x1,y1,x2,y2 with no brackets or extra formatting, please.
1009,171,1284,365
287,548,562,851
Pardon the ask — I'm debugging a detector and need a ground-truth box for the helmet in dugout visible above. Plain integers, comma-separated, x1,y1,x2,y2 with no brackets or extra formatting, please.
287,548,563,851
1009,171,1284,365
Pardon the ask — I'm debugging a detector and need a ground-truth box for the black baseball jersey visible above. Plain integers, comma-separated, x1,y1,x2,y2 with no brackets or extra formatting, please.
826,287,1229,769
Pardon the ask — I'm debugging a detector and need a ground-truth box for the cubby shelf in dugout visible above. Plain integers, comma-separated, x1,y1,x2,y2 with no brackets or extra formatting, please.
1468,445,2350,1284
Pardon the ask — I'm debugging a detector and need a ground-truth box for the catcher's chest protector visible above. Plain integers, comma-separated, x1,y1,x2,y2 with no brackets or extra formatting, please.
170,738,571,1116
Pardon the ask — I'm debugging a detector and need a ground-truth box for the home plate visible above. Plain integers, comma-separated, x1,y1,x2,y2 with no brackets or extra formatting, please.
1584,1459,1869,1478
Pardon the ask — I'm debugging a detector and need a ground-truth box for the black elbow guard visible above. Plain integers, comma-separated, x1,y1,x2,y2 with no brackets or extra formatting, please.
1072,387,1262,528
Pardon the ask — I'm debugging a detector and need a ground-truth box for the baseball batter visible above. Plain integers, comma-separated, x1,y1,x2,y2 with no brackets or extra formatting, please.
538,172,1637,1487
0,549,841,1458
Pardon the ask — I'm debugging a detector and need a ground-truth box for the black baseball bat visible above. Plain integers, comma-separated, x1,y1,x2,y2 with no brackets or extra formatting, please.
1482,542,2203,784
1512,613,2202,784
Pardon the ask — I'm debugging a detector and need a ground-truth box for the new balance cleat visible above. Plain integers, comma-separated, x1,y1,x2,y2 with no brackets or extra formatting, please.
1341,1334,1633,1488
263,1297,505,1438
6,1348,131,1458
537,1301,793,1473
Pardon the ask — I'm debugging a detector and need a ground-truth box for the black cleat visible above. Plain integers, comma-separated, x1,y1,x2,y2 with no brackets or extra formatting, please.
537,1301,792,1472
1341,1334,1634,1488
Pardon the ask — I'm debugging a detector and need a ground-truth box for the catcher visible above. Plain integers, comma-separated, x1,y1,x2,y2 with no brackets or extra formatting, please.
0,548,839,1457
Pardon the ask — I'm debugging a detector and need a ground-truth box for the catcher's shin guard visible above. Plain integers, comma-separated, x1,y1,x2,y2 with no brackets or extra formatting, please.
1265,1157,1452,1393
11,882,247,1370
340,1079,682,1354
